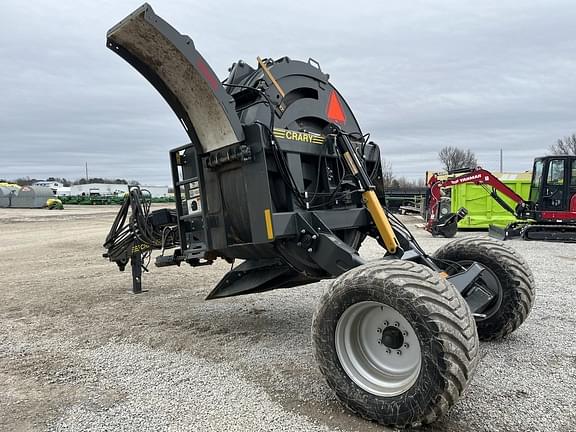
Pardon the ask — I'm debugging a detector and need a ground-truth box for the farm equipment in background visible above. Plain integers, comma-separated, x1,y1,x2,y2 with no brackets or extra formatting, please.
102,4,536,427
426,157,576,241
446,172,532,229
58,194,175,205
45,198,64,210
383,187,427,214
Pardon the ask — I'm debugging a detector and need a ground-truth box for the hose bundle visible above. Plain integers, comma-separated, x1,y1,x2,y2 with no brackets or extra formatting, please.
103,187,178,266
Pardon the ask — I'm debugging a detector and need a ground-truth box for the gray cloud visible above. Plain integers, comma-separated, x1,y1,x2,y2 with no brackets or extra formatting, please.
1,0,575,184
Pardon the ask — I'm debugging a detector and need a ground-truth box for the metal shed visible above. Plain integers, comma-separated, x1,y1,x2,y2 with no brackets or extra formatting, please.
10,186,53,208
0,187,18,208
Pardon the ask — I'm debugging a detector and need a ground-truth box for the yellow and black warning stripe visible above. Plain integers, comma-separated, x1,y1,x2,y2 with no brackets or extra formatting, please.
273,128,325,145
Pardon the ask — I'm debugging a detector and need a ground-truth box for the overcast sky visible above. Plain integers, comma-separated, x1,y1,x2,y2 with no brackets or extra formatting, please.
1,0,575,184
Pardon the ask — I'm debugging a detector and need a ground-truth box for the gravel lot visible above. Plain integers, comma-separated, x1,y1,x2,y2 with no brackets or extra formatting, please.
0,206,575,432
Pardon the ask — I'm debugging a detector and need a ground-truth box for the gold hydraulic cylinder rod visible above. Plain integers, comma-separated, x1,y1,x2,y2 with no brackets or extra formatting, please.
362,190,400,254
339,141,400,255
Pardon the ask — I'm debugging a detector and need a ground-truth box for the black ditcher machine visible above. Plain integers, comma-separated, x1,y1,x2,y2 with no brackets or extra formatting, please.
103,4,535,427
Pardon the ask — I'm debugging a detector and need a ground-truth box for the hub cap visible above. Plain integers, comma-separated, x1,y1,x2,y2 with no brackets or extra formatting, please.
335,301,422,397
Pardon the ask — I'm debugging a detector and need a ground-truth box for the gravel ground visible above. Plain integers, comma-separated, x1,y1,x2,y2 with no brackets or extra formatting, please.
0,206,574,432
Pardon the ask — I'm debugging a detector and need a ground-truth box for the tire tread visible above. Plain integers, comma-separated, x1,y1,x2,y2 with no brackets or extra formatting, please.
312,259,479,427
433,236,535,341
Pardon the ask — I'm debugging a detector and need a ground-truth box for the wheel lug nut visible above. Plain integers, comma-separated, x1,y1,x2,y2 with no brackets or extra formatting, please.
383,321,389,326
386,349,391,354
402,331,408,336
394,322,400,327
377,328,382,333
403,343,409,349
377,341,381,344
396,350,402,355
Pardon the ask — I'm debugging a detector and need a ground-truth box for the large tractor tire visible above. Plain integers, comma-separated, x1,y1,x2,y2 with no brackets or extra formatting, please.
433,237,535,341
312,260,479,428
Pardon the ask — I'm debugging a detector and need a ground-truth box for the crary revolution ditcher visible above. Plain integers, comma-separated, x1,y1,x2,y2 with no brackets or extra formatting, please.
103,4,536,427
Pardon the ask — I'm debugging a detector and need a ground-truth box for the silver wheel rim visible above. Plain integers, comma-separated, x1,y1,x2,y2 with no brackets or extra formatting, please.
335,301,422,397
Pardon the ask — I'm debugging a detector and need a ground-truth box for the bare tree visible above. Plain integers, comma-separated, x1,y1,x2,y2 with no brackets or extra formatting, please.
438,146,477,171
550,134,576,155
379,159,425,189
381,158,394,187
394,176,426,189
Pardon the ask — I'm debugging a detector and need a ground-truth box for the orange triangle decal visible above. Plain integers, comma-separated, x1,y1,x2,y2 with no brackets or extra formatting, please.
326,90,346,124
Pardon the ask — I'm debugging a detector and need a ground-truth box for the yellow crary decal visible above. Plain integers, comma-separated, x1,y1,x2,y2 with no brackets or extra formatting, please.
131,243,152,254
273,128,325,145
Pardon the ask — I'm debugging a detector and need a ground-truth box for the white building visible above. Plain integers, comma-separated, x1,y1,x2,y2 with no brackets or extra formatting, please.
56,187,71,196
33,180,63,195
69,184,169,198
140,185,171,198
70,183,128,196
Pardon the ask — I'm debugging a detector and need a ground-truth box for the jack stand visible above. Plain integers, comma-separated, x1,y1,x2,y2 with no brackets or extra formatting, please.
130,252,145,294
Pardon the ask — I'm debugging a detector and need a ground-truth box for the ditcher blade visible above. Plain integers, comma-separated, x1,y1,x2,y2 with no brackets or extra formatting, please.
106,3,244,152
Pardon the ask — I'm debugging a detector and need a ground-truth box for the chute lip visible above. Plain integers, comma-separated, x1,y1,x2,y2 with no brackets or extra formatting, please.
106,3,153,40
105,3,246,152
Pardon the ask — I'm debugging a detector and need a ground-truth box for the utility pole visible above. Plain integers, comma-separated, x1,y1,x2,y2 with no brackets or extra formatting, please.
85,162,89,182
499,149,503,172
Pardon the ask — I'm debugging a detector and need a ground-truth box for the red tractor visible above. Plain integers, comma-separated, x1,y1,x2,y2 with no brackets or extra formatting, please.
426,155,576,241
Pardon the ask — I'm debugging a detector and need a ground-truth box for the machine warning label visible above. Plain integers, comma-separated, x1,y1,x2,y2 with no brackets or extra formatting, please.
273,128,325,145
